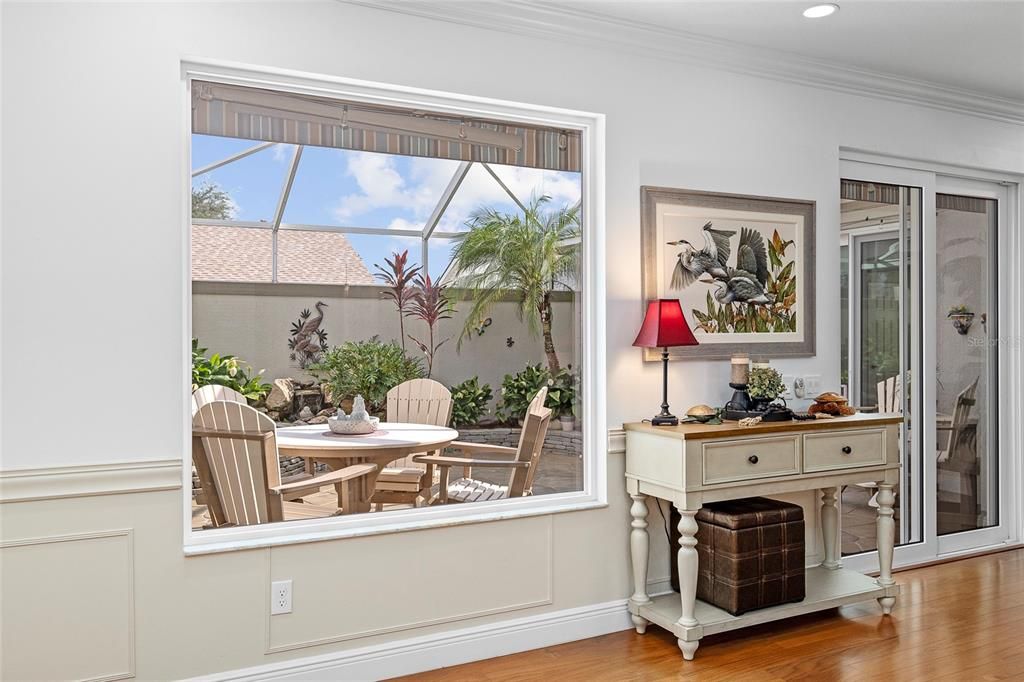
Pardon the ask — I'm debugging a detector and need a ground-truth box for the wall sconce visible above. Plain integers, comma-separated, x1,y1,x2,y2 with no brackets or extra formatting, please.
947,306,974,335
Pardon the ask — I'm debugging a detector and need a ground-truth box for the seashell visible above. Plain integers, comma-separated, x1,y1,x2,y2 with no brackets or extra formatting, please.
813,392,848,404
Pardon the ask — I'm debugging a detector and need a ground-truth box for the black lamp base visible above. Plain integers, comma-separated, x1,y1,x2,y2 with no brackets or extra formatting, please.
651,413,679,427
650,346,679,426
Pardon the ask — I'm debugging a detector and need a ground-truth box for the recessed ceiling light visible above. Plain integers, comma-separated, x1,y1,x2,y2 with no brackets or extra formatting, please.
803,4,839,18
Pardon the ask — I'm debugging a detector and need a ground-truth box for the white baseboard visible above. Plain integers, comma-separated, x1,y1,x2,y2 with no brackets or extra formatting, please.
188,599,633,681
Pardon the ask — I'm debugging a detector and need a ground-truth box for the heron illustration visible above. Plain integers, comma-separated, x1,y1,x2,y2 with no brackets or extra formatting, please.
710,228,775,306
667,222,735,289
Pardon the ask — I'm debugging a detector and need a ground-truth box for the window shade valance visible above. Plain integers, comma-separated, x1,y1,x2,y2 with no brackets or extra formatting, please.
840,179,901,204
937,194,989,213
191,81,582,172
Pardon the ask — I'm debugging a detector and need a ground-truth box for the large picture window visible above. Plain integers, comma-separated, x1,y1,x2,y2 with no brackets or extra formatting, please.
185,66,603,550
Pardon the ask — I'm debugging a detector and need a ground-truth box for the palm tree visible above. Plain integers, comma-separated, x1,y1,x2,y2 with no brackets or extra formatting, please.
450,195,580,374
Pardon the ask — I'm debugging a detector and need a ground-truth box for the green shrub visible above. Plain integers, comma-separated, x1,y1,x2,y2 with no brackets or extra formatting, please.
191,339,270,401
498,364,551,423
310,336,423,415
450,377,493,427
498,364,582,422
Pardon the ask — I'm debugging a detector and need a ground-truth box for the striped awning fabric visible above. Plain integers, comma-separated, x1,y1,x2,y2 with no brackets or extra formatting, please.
191,81,581,172
937,194,990,213
840,179,901,204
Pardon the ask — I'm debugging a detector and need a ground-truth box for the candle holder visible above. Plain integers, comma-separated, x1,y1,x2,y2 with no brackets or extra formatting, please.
725,354,752,414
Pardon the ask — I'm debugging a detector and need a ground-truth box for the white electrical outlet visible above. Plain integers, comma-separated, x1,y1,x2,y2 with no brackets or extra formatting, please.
271,580,292,615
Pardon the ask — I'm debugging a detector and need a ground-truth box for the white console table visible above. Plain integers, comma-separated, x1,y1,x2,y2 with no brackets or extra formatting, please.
624,414,902,660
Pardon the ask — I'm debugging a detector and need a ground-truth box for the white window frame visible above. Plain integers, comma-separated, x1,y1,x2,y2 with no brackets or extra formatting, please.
180,59,606,555
839,152,1023,573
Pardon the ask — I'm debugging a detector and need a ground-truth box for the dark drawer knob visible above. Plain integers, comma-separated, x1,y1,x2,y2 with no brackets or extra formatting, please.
748,455,759,464
841,446,853,454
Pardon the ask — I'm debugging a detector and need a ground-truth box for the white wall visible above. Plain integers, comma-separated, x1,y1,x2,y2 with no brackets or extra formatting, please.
2,2,1022,679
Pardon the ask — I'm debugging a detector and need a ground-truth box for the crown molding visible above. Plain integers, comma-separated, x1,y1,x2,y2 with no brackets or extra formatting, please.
342,0,1024,126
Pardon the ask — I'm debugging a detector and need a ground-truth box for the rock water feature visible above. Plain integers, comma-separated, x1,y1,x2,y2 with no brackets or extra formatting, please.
260,377,333,424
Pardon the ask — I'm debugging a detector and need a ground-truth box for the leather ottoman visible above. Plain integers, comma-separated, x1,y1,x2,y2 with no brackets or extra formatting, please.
671,497,805,616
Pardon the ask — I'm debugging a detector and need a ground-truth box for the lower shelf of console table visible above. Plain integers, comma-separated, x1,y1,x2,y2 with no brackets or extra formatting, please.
629,565,900,642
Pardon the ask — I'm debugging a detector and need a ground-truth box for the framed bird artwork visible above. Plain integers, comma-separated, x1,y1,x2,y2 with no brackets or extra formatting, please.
640,187,816,361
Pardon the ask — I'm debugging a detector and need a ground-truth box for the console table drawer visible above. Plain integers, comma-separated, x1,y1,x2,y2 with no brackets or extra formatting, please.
803,429,886,472
702,436,800,485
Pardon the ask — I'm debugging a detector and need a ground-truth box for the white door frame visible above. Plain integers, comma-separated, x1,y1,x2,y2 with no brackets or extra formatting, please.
838,156,1023,572
847,227,901,412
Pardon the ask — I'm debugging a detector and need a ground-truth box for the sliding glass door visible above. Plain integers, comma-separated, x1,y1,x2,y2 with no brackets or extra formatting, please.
839,161,1016,570
934,177,1009,554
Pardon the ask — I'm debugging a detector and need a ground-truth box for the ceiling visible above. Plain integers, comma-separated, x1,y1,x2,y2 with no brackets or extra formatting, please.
544,1,1024,102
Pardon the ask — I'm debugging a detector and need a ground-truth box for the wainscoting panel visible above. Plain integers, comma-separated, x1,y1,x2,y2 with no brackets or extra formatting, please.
0,529,135,681
266,515,553,653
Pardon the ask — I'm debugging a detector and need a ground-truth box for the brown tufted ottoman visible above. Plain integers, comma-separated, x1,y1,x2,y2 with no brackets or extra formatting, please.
672,497,805,616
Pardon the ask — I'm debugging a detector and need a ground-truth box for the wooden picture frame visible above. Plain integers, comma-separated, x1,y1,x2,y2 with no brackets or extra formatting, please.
640,187,816,361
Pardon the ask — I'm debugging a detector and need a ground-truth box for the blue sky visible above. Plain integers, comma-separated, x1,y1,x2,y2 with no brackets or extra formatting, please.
191,134,582,279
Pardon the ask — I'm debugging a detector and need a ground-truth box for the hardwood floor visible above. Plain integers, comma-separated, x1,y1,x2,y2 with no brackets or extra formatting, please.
395,549,1024,681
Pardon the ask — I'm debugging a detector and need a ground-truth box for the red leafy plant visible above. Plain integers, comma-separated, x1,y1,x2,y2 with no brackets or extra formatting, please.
374,250,422,352
406,274,454,378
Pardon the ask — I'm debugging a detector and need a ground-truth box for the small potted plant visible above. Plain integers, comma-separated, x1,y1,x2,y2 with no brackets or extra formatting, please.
548,369,577,431
747,366,786,412
947,305,974,335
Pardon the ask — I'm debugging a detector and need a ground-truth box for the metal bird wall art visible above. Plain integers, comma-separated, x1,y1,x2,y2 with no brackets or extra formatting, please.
288,301,329,368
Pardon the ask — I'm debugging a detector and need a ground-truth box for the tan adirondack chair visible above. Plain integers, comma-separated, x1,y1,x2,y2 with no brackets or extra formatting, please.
876,374,903,413
853,375,906,506
191,384,248,416
191,385,250,507
193,400,377,527
937,377,981,532
191,385,315,502
414,387,551,504
371,379,454,510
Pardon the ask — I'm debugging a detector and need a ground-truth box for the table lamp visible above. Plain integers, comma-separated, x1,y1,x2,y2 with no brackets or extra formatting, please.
632,299,699,426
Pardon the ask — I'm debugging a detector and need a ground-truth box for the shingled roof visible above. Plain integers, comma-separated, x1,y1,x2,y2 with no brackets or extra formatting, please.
191,225,375,285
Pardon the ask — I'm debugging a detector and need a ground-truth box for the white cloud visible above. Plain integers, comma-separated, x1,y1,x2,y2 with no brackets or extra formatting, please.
433,164,582,233
272,144,290,163
333,152,452,224
331,151,582,234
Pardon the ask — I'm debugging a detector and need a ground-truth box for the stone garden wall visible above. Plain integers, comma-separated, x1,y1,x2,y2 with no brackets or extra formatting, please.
451,426,582,457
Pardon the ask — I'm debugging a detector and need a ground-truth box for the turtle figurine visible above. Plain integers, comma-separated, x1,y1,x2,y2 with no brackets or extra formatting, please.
808,391,856,417
685,404,721,424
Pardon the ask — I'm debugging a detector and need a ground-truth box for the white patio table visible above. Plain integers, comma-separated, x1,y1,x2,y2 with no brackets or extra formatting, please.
275,422,458,514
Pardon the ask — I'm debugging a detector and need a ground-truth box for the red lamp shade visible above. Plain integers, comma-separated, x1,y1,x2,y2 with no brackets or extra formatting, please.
632,299,699,348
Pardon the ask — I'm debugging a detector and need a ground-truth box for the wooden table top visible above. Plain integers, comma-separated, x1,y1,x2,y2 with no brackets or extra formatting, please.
623,412,903,441
275,422,458,452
